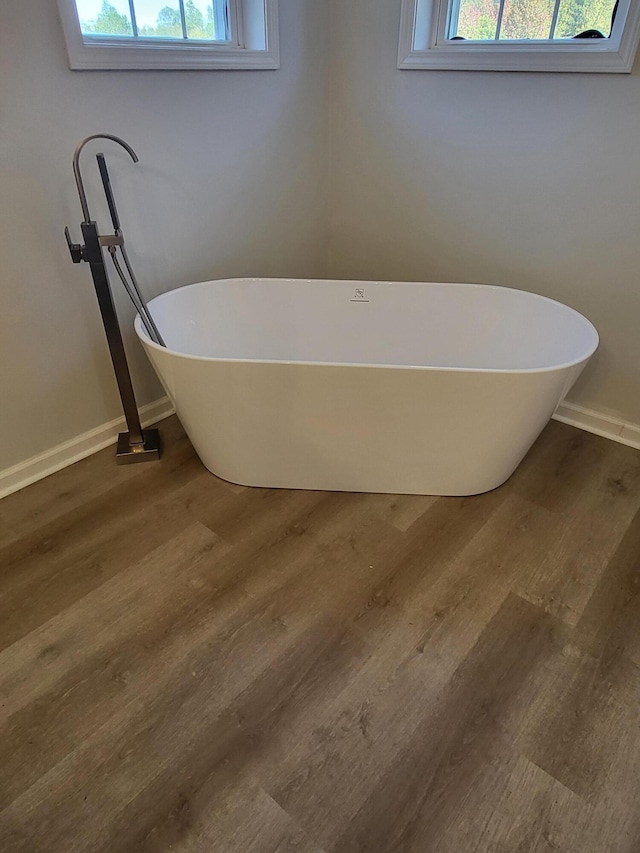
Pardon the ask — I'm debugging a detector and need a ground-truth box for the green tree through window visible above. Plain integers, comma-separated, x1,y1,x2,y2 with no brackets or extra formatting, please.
185,1,208,37
91,1,133,35
454,0,617,39
78,2,220,40
156,7,182,37
556,0,616,38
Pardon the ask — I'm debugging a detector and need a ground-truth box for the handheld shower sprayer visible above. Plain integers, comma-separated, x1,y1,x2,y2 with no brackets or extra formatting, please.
64,134,163,464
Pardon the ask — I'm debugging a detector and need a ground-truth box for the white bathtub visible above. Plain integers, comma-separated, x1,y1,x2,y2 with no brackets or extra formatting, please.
135,278,598,496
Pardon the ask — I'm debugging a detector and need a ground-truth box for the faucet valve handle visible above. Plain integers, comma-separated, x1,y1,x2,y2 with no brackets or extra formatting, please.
65,226,85,263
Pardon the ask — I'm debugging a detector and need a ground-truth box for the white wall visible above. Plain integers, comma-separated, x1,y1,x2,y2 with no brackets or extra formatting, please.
328,0,640,424
0,0,329,471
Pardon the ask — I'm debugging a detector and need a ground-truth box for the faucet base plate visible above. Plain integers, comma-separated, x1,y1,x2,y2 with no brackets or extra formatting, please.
116,428,161,464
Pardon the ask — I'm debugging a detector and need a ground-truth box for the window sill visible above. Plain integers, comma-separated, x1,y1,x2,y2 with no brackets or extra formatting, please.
398,44,637,73
63,41,280,71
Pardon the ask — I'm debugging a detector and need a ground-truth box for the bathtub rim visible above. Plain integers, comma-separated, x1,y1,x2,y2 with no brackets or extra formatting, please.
135,277,599,376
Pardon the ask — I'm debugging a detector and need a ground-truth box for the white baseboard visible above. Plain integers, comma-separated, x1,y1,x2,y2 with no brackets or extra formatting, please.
0,396,175,501
553,401,640,451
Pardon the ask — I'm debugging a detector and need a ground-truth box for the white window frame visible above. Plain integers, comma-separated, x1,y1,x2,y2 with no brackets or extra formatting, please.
398,0,640,72
57,0,279,70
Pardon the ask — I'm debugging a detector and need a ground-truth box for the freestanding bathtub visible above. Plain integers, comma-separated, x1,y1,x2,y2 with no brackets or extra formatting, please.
135,278,598,496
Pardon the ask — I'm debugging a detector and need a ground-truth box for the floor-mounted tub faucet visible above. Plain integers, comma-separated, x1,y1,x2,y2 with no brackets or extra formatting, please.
65,133,163,464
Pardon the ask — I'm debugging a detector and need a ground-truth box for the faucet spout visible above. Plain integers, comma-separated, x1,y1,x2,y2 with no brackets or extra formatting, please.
72,133,138,224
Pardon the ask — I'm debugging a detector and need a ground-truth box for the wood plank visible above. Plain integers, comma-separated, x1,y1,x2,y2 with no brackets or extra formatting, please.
475,755,593,853
0,416,190,550
317,594,565,852
519,638,640,802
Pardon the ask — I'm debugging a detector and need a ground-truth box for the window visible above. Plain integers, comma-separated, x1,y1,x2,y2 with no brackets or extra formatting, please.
57,0,279,70
398,0,640,71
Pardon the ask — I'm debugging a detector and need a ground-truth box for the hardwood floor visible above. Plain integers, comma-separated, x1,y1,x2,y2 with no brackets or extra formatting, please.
1,416,640,852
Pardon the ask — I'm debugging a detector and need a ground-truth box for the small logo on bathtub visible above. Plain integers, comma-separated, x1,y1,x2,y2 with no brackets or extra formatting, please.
350,288,369,303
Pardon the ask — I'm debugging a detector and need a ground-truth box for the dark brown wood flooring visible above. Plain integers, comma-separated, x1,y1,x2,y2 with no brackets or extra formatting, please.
2,416,640,852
